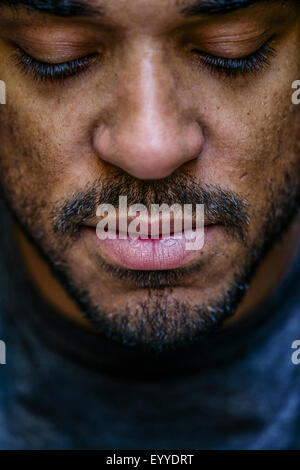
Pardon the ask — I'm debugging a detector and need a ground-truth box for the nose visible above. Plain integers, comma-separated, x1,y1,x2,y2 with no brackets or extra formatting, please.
93,43,204,180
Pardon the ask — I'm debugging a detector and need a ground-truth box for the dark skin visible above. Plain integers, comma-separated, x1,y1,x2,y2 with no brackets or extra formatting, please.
0,0,300,360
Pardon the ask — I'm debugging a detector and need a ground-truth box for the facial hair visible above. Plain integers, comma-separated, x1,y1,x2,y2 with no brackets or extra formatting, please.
2,168,300,354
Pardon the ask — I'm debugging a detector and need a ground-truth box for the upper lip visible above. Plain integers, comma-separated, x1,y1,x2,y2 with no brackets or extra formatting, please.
83,212,214,237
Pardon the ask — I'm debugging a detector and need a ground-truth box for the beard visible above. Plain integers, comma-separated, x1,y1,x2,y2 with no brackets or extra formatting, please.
2,167,300,356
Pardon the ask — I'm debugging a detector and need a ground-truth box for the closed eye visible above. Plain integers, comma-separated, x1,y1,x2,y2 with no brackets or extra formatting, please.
13,46,100,82
13,40,276,83
191,41,276,77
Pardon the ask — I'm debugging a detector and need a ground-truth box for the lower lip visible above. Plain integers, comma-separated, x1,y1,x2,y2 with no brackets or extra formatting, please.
84,226,219,270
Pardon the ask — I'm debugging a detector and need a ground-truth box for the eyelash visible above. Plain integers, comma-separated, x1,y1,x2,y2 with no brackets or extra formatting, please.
191,42,276,77
13,47,99,82
13,40,276,83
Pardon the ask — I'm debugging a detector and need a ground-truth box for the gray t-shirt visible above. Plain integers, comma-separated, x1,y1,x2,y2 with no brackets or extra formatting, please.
0,199,300,450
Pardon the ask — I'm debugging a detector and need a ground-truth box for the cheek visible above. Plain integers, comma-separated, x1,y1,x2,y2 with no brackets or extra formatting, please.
0,105,51,198
0,98,89,210
0,105,71,243
194,85,300,215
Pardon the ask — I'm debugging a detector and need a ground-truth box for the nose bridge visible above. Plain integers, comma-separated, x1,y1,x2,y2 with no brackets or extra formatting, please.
121,40,178,144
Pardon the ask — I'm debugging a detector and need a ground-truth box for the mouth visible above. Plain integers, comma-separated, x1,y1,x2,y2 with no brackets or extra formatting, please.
82,212,220,271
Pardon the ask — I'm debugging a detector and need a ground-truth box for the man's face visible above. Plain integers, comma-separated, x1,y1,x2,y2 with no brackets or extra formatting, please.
0,0,300,352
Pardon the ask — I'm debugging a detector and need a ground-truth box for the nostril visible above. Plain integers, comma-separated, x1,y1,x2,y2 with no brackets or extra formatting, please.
93,125,112,159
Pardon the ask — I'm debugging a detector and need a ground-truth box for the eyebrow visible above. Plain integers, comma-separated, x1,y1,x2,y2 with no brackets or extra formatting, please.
0,0,289,18
181,0,283,16
0,0,101,17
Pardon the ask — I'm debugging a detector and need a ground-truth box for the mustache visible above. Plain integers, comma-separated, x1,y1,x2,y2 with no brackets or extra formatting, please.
52,171,250,242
